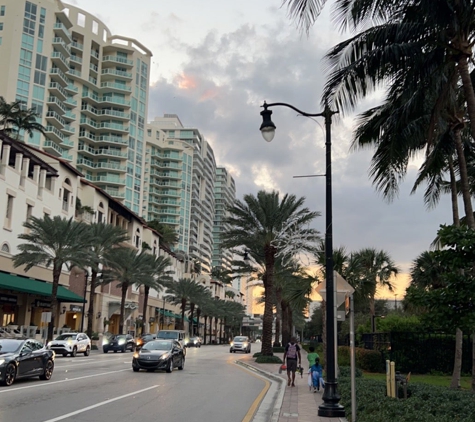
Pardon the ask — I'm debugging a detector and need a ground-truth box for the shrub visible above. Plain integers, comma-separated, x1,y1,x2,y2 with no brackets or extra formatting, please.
272,346,285,353
338,366,363,378
253,352,262,358
91,332,99,341
255,355,282,364
338,346,385,373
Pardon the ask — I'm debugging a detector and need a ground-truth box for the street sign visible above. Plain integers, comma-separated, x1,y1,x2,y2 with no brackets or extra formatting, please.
315,271,355,305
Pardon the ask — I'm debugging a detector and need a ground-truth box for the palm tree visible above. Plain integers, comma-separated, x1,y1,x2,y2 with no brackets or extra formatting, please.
85,223,129,338
0,96,22,132
222,190,320,356
136,255,173,335
186,283,208,337
351,248,399,317
147,220,179,248
8,107,46,140
13,216,93,341
104,248,155,334
164,278,201,331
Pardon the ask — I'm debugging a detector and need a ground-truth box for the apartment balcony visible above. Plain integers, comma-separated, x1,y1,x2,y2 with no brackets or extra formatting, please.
60,138,74,149
48,82,67,101
89,63,99,74
64,97,77,108
63,111,76,121
103,188,125,199
78,130,96,142
95,148,127,158
157,209,180,216
67,69,81,78
82,92,100,104
62,125,75,134
90,175,125,185
76,158,95,169
100,96,131,107
62,152,73,161
79,117,98,130
45,111,66,129
95,135,127,146
44,125,65,143
51,52,69,72
52,37,71,57
64,84,78,95
98,109,129,120
91,49,100,59
43,140,64,157
71,41,83,52
49,68,69,86
94,162,127,172
46,96,67,115
102,55,134,67
100,82,131,93
88,76,98,85
53,22,72,43
81,104,99,117
101,69,132,80
97,122,129,133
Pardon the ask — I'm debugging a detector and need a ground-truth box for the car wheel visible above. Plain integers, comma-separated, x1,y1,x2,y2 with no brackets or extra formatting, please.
1,364,16,386
39,359,54,380
178,357,185,370
62,353,68,357
71,347,77,357
84,346,90,356
113,350,118,353
229,348,233,353
103,348,108,354
166,359,173,373
132,367,140,372
121,345,126,353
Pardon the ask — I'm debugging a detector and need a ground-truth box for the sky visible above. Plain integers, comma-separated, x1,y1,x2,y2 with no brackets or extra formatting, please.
69,0,454,298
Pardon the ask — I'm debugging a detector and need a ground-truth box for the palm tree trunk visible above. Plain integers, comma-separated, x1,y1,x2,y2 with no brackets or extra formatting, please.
86,271,97,338
48,264,61,342
181,298,186,331
281,300,290,346
119,284,127,334
274,287,282,347
196,308,202,338
203,315,208,345
457,53,475,161
189,303,195,337
142,286,150,336
262,248,276,356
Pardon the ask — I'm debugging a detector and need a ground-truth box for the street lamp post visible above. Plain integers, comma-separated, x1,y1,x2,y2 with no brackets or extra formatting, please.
259,101,345,417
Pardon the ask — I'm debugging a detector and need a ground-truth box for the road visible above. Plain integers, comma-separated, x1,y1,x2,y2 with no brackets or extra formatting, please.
0,344,267,422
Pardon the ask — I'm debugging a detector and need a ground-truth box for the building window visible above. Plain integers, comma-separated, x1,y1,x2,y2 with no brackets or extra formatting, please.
0,6,5,17
1,243,9,253
4,194,13,229
0,23,3,30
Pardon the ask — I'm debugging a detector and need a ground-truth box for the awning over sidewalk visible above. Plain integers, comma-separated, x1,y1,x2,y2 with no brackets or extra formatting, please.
156,308,177,319
0,272,85,303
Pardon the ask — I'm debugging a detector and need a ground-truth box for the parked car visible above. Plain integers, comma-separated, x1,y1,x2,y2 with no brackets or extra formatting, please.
230,336,251,353
0,338,54,386
185,337,201,348
132,339,185,373
47,332,91,357
103,334,135,353
136,333,156,350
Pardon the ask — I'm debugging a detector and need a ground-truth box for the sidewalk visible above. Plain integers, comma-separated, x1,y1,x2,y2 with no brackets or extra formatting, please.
237,349,348,422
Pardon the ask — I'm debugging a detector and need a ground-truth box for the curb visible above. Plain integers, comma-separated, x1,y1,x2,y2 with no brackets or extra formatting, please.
236,360,286,422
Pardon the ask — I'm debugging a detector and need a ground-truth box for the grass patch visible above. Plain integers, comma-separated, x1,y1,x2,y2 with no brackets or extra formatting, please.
363,372,472,390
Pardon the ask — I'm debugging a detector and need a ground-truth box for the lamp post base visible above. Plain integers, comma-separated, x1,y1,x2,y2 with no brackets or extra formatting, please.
318,381,346,417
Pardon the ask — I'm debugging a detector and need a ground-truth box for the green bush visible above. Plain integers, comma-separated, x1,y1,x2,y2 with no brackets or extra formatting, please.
338,375,475,422
338,346,384,373
255,355,282,364
253,352,262,358
272,346,285,353
338,366,363,378
91,332,99,341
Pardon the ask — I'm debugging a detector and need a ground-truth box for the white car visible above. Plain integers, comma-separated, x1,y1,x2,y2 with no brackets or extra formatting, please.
47,332,91,357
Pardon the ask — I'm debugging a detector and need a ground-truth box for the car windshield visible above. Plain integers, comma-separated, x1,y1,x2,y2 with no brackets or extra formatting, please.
142,335,154,341
157,332,179,340
112,335,126,340
0,340,23,353
234,337,247,342
55,334,77,341
143,341,172,351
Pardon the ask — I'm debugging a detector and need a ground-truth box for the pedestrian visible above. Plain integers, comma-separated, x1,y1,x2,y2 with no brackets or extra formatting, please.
283,336,301,387
309,357,324,393
306,346,319,369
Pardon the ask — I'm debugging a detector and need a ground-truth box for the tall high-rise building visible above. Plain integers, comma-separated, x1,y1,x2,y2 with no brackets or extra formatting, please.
149,115,216,273
212,167,236,271
0,0,152,213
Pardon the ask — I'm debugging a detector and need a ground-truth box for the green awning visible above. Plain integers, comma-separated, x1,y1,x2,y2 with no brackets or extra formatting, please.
156,308,177,318
0,272,85,303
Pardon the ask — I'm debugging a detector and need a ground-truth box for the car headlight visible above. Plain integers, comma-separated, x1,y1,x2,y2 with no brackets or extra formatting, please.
194,340,197,344
47,342,52,348
0,359,5,366
243,343,248,347
159,353,170,360
133,352,139,359
102,338,109,345
230,342,234,346
118,339,126,345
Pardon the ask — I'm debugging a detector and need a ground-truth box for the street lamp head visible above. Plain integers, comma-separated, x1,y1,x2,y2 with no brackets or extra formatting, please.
260,104,276,142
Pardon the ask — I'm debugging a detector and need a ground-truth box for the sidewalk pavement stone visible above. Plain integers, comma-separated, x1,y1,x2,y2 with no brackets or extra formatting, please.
237,348,348,422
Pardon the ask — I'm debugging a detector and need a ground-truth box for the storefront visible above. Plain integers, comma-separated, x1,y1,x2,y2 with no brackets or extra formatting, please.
0,293,18,326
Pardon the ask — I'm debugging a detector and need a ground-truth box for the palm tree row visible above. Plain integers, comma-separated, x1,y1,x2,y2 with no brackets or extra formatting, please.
12,215,173,341
0,96,45,140
164,277,246,343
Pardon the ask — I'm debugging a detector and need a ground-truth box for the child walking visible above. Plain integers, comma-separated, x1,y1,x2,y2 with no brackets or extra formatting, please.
309,357,324,393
